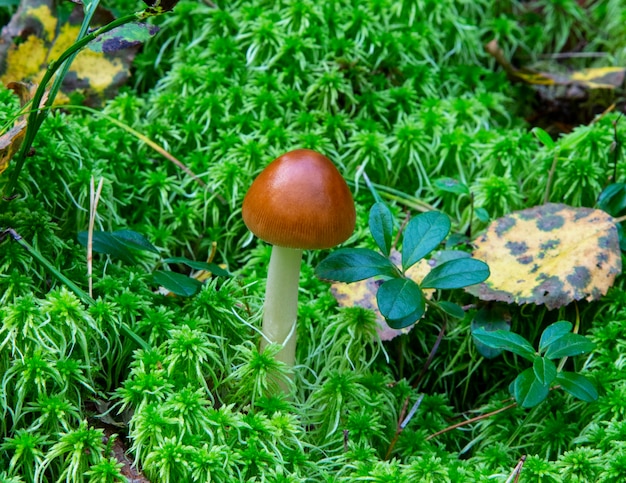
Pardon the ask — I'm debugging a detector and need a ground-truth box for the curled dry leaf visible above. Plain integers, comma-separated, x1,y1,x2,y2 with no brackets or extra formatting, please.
0,82,49,176
468,203,622,310
331,250,434,341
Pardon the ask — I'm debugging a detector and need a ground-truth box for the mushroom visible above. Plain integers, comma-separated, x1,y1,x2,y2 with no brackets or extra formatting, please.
242,149,356,369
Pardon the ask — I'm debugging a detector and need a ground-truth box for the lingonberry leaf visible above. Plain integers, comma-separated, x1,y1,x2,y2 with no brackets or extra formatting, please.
533,357,557,386
437,301,465,319
376,278,425,329
368,202,394,256
329,251,434,341
315,248,400,283
421,258,489,289
510,368,550,408
472,328,536,361
164,257,230,276
556,372,598,402
538,321,573,353
111,229,159,253
152,270,202,297
543,333,595,359
402,211,450,271
471,305,511,359
433,177,470,196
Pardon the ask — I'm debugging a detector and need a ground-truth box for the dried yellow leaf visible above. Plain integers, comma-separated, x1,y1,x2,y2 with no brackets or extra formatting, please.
468,203,622,309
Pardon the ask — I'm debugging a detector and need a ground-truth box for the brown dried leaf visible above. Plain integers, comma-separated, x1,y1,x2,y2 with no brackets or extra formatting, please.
468,203,622,310
0,122,27,176
0,82,49,176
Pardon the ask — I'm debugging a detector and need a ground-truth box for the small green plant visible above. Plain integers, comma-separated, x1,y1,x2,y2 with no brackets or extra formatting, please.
473,321,598,408
315,201,490,329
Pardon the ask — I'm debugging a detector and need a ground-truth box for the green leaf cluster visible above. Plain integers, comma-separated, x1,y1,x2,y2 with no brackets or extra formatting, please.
473,321,597,408
316,202,489,329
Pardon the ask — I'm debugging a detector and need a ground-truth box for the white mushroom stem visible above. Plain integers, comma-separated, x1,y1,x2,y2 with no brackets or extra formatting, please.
259,245,303,367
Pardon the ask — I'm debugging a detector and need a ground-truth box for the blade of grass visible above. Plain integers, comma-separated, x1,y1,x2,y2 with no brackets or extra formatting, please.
1,228,150,351
88,176,104,298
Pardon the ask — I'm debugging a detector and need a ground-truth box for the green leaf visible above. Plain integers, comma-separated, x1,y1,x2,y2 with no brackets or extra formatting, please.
164,257,230,276
475,207,490,223
470,306,511,359
532,127,556,149
544,333,595,359
437,301,465,319
510,368,550,408
421,258,490,289
315,248,400,283
152,271,202,297
539,321,573,353
472,328,536,361
434,177,470,195
112,230,159,253
369,202,394,256
402,211,450,271
78,231,136,264
78,229,158,264
377,278,425,329
386,307,426,330
533,357,557,386
556,372,598,402
597,183,626,216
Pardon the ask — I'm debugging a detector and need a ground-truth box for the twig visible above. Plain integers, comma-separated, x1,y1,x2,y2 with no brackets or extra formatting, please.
539,52,607,59
384,394,424,460
425,401,517,441
505,455,527,483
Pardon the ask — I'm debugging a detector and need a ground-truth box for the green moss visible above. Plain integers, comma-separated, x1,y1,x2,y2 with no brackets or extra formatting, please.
2,0,626,480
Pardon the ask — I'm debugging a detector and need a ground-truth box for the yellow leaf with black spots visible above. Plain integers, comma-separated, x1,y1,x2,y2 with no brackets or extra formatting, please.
0,0,146,106
468,203,622,309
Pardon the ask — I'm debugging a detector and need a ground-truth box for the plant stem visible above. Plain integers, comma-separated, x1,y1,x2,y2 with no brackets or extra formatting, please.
260,246,303,368
47,0,101,115
543,149,559,204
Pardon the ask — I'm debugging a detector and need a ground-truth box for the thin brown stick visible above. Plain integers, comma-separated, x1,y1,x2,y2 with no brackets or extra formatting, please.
507,455,527,483
425,402,517,441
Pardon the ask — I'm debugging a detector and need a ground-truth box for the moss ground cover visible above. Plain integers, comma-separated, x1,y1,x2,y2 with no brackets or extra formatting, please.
2,0,626,481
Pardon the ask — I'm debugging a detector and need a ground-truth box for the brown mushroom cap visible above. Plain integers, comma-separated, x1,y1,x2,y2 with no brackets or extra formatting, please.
242,149,356,249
